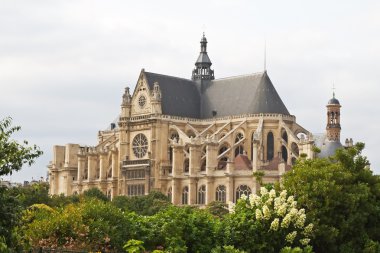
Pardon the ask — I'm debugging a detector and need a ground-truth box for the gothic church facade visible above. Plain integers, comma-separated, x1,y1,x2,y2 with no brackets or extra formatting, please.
48,35,343,205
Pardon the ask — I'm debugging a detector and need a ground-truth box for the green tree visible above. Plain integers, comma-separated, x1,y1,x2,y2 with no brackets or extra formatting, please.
83,187,109,202
0,117,42,176
282,143,380,253
112,190,171,215
206,201,229,218
0,117,42,249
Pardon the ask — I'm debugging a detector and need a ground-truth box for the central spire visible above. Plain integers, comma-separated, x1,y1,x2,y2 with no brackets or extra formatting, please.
192,33,214,81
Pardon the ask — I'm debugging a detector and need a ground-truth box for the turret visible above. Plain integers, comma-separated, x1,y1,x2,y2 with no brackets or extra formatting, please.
191,33,215,81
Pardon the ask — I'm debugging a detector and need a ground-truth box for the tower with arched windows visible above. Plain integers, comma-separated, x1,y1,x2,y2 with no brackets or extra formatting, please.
48,34,347,205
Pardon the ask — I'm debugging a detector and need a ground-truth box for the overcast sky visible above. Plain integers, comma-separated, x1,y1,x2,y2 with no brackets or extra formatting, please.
1,0,380,182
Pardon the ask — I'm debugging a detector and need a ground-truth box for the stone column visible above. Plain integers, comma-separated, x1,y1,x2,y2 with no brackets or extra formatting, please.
172,179,180,205
111,148,118,179
252,142,258,171
226,176,234,203
189,144,201,176
206,142,218,175
172,144,184,177
88,153,97,181
189,178,197,205
206,178,214,204
77,154,86,184
99,151,107,181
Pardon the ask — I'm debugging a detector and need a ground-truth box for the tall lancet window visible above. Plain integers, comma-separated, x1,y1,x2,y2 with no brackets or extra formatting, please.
267,132,274,161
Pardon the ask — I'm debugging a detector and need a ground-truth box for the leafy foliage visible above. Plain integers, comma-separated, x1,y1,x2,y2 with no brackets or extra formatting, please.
112,190,171,215
0,117,42,176
282,143,380,253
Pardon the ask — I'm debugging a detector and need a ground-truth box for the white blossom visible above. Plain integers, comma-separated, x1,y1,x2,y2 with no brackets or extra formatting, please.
281,214,292,228
286,231,297,244
260,187,268,196
240,194,247,201
255,209,263,220
262,205,271,220
269,189,276,198
280,190,287,199
295,214,306,228
276,203,287,217
270,218,280,231
303,223,314,236
300,238,310,246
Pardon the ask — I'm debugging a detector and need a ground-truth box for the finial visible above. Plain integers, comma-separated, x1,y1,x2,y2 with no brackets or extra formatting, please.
332,83,336,98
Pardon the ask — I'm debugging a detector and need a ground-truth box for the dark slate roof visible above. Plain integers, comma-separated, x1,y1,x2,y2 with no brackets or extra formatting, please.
144,72,200,118
142,70,290,119
201,71,290,118
328,97,340,105
196,53,212,65
314,133,343,158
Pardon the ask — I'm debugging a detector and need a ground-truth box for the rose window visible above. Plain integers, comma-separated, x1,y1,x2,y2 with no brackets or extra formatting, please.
132,133,148,158
138,95,146,108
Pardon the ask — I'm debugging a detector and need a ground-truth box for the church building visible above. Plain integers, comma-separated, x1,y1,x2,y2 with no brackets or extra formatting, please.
48,34,346,205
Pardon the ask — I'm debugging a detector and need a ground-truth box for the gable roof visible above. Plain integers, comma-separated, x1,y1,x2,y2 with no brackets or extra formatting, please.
142,70,290,119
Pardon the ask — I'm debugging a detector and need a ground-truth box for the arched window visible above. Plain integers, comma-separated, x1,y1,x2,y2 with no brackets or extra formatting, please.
184,159,189,173
182,186,189,205
170,131,179,142
201,160,206,171
281,129,288,143
267,132,274,161
167,187,172,203
291,157,297,165
169,146,173,163
251,132,257,160
281,145,288,162
219,145,228,155
198,185,206,204
235,145,244,157
218,157,228,170
235,132,244,143
236,185,251,201
216,185,226,203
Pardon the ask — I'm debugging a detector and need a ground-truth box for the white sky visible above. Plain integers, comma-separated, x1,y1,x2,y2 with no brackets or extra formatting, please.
1,0,380,182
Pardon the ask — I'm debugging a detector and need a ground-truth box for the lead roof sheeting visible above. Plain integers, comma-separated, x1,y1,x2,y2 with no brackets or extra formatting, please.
144,71,290,119
144,72,201,118
201,72,290,118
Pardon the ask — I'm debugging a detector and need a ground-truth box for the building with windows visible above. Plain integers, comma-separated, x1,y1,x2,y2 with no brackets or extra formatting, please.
48,34,346,204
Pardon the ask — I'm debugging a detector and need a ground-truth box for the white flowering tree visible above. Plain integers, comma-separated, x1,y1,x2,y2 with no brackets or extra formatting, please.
222,187,313,253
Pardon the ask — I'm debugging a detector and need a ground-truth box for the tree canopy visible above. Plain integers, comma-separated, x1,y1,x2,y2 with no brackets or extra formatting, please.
282,143,380,253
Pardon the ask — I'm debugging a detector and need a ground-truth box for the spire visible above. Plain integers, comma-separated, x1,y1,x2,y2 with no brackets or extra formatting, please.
192,33,214,81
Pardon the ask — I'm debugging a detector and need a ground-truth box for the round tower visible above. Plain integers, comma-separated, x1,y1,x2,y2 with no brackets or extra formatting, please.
326,92,341,141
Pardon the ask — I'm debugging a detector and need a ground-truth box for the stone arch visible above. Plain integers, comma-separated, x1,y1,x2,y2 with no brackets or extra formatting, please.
291,142,299,157
198,185,206,204
215,185,226,203
236,185,252,201
182,186,189,205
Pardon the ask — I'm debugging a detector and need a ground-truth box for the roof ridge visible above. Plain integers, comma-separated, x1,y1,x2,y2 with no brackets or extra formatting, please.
213,71,265,81
144,71,193,82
